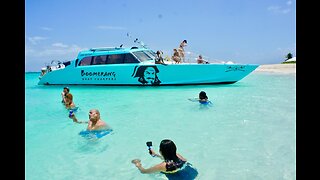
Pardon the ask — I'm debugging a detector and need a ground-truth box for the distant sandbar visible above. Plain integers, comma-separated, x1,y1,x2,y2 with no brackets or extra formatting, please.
254,64,296,74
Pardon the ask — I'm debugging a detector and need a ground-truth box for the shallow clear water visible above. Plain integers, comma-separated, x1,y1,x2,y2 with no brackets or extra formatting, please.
25,71,296,180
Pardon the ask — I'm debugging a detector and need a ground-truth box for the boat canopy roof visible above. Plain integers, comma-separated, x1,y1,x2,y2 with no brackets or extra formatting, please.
77,46,151,59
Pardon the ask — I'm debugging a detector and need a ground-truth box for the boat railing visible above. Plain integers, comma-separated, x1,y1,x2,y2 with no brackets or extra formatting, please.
41,60,66,75
90,47,124,52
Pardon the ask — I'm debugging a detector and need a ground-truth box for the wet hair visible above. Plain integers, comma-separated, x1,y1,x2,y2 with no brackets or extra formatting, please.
90,109,100,117
199,91,208,100
65,93,73,101
159,139,179,161
64,87,70,92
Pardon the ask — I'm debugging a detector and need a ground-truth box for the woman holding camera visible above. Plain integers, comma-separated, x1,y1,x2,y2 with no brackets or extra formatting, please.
131,139,198,179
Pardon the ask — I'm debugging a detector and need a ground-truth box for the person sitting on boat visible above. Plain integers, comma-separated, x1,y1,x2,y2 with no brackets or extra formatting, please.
197,55,205,64
155,50,165,64
40,68,47,76
61,87,70,104
197,55,209,64
172,48,182,64
131,139,198,179
69,109,112,131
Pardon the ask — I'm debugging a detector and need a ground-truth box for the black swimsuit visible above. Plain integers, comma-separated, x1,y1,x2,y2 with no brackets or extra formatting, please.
164,158,186,173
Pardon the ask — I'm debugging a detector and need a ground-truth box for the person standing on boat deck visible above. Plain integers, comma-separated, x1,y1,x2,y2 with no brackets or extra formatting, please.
172,48,182,64
178,40,187,62
61,87,70,104
155,50,165,64
69,109,112,131
131,139,198,179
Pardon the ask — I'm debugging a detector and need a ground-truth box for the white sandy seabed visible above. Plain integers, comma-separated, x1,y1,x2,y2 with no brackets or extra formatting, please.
254,64,296,74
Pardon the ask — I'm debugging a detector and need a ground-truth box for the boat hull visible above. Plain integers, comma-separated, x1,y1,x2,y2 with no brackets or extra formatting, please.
38,63,259,86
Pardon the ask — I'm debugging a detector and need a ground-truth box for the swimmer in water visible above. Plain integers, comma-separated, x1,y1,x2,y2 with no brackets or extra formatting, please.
188,91,212,105
69,109,112,131
131,139,198,179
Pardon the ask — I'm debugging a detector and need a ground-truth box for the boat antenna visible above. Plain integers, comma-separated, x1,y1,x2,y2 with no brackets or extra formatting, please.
127,32,148,48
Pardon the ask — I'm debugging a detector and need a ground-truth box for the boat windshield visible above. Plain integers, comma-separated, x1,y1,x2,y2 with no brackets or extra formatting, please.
132,50,156,62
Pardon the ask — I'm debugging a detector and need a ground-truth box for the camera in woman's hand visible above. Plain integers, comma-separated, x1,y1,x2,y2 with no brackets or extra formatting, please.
146,141,153,155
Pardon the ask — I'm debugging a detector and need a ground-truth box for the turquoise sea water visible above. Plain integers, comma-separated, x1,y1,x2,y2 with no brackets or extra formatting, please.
25,71,296,180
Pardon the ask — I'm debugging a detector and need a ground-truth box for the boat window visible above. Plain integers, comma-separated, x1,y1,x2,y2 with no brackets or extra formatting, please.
132,51,154,62
145,50,157,59
124,53,140,63
78,54,139,66
78,56,93,66
92,55,107,65
106,54,125,64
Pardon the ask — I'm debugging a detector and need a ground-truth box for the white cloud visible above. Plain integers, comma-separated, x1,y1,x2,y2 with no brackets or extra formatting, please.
26,43,88,71
267,6,280,11
281,9,291,14
28,36,48,45
96,25,126,30
52,43,69,48
26,43,86,58
267,6,291,14
41,27,53,31
25,46,35,55
267,0,294,14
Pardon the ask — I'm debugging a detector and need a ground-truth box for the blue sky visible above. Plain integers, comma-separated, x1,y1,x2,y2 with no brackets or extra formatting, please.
25,0,296,72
